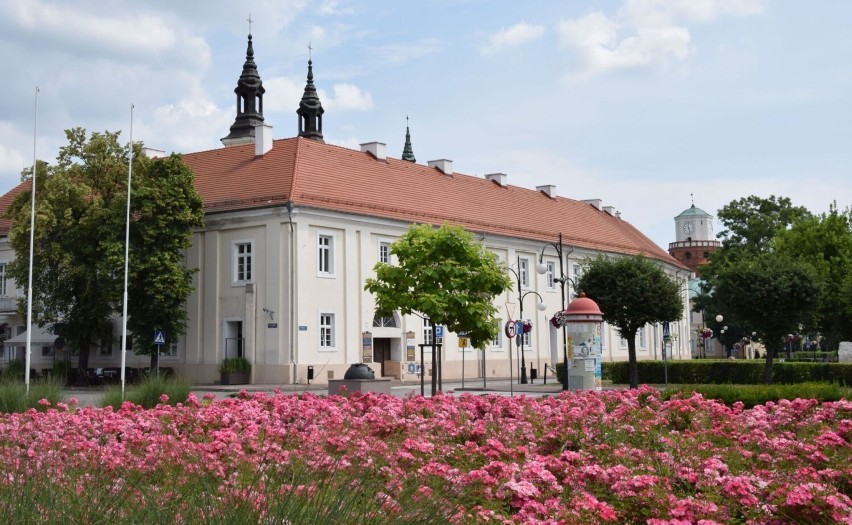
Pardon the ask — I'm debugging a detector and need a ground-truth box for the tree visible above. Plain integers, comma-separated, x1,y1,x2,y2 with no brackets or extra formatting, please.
774,203,852,351
6,128,203,384
715,195,812,254
577,254,683,389
364,223,512,350
712,252,821,383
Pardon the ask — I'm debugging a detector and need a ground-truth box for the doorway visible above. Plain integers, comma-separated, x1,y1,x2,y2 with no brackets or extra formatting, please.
373,338,391,377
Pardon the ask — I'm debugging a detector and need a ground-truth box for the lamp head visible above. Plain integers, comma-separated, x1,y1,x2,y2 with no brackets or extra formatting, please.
715,314,723,323
536,301,547,312
535,262,547,275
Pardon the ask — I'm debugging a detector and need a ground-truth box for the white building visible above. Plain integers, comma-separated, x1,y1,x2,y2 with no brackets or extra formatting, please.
0,34,691,384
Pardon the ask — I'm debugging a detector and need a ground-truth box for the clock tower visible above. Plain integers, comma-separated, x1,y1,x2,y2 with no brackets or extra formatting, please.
668,203,720,276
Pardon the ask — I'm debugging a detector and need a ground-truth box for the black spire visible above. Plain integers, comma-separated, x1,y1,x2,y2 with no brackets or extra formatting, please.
401,117,416,162
222,34,266,146
297,59,325,142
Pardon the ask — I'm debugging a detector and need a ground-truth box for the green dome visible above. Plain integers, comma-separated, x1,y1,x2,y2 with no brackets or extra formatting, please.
676,204,710,219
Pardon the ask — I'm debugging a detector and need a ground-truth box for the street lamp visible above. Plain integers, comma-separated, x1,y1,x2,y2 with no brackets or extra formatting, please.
507,256,546,384
536,233,573,390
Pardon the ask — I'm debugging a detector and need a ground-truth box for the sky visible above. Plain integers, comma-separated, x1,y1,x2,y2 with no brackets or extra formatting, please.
1,0,850,251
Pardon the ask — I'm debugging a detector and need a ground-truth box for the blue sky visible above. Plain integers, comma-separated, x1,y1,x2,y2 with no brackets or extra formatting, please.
1,0,849,250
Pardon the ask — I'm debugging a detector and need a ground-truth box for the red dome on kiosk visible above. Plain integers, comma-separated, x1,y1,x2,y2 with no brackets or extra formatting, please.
564,293,603,322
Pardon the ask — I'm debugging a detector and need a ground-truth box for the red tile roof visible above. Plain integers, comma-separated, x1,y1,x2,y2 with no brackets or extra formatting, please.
0,137,683,268
183,137,683,266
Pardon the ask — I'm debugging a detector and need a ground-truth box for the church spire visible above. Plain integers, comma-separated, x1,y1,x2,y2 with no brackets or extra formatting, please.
297,47,325,143
401,116,416,163
222,33,266,147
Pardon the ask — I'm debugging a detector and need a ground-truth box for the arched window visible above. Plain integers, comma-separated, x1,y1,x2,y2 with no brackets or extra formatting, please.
372,313,398,328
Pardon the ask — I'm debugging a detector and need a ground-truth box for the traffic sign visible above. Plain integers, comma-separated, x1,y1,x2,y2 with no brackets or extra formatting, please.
504,321,517,338
435,325,444,338
458,337,469,348
153,330,166,345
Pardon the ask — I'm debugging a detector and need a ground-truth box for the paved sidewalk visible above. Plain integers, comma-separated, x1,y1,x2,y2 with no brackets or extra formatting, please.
62,377,581,407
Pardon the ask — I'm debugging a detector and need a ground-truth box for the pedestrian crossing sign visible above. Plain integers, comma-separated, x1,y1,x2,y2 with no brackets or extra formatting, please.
153,330,166,345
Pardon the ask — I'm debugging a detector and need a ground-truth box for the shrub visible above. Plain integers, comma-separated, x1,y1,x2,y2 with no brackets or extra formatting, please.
661,382,850,408
100,375,192,409
603,360,852,385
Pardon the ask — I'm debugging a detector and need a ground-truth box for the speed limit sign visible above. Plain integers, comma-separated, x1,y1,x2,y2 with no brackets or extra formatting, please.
504,320,517,338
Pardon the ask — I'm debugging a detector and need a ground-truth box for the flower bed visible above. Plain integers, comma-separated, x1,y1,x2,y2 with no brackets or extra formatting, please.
0,387,849,524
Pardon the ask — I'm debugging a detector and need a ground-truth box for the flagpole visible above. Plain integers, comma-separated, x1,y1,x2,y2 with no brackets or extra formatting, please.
25,86,39,394
120,103,134,399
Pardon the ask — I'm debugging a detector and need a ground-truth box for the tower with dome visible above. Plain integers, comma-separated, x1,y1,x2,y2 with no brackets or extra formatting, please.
668,202,720,276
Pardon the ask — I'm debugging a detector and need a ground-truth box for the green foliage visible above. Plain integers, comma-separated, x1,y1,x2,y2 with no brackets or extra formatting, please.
660,383,850,408
5,129,203,380
0,376,65,414
577,254,683,388
714,195,812,256
364,223,512,349
790,351,837,362
219,357,251,374
100,374,192,409
603,360,852,386
774,203,852,350
712,252,821,383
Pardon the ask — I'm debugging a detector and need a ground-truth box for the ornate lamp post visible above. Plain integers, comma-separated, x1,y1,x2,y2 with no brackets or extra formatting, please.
536,233,573,390
507,257,546,384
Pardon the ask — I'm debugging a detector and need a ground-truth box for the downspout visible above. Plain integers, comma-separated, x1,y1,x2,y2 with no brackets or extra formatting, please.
287,201,297,384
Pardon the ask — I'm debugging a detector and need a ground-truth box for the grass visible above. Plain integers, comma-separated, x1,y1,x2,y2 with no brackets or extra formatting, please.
100,374,193,409
0,375,65,413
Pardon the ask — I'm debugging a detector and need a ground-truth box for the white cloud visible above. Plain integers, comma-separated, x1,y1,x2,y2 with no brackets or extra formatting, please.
324,84,373,111
480,22,545,55
558,0,767,80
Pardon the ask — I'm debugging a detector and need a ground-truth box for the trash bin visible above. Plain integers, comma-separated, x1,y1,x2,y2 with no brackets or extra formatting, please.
307,365,314,382
530,368,538,381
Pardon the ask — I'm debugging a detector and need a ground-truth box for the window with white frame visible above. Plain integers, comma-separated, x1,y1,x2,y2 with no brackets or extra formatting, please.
319,313,335,349
545,261,556,291
572,264,582,296
620,335,628,348
423,318,433,345
519,258,530,288
378,241,391,264
0,263,6,296
163,341,178,358
639,327,646,348
318,234,334,275
233,242,253,283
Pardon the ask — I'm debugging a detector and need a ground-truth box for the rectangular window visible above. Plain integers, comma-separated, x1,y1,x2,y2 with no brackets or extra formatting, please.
378,241,391,264
572,264,582,296
522,327,531,348
234,242,253,283
546,261,556,290
318,234,334,275
639,327,646,348
423,318,433,345
492,320,503,348
41,345,53,357
320,313,335,348
519,258,530,288
0,263,6,296
163,342,178,358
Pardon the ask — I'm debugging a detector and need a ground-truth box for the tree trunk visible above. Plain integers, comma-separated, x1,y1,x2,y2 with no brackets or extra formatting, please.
763,341,777,384
627,336,639,389
75,339,91,387
150,350,160,377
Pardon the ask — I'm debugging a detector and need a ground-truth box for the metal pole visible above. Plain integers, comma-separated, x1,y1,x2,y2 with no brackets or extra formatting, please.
25,86,39,395
120,103,134,399
518,256,528,384
559,233,569,391
420,344,424,397
430,320,437,396
461,338,465,389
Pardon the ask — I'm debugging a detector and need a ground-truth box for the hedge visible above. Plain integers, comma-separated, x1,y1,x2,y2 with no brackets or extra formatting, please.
603,360,852,385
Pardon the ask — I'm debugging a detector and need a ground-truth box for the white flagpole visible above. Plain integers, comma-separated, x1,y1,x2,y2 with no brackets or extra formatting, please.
120,103,134,399
25,86,39,394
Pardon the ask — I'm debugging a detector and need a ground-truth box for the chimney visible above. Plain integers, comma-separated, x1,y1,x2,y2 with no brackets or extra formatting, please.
485,173,507,186
360,141,387,161
582,199,602,210
428,159,453,175
255,123,273,156
142,147,166,159
536,184,556,198
603,205,616,216
615,211,622,219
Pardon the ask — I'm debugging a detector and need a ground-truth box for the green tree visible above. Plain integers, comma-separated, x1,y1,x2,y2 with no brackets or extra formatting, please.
774,203,852,351
715,195,812,255
712,252,821,383
6,128,203,384
364,223,512,350
577,255,683,389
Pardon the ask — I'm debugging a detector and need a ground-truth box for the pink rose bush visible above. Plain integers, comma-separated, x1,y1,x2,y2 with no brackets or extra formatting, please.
0,385,849,524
